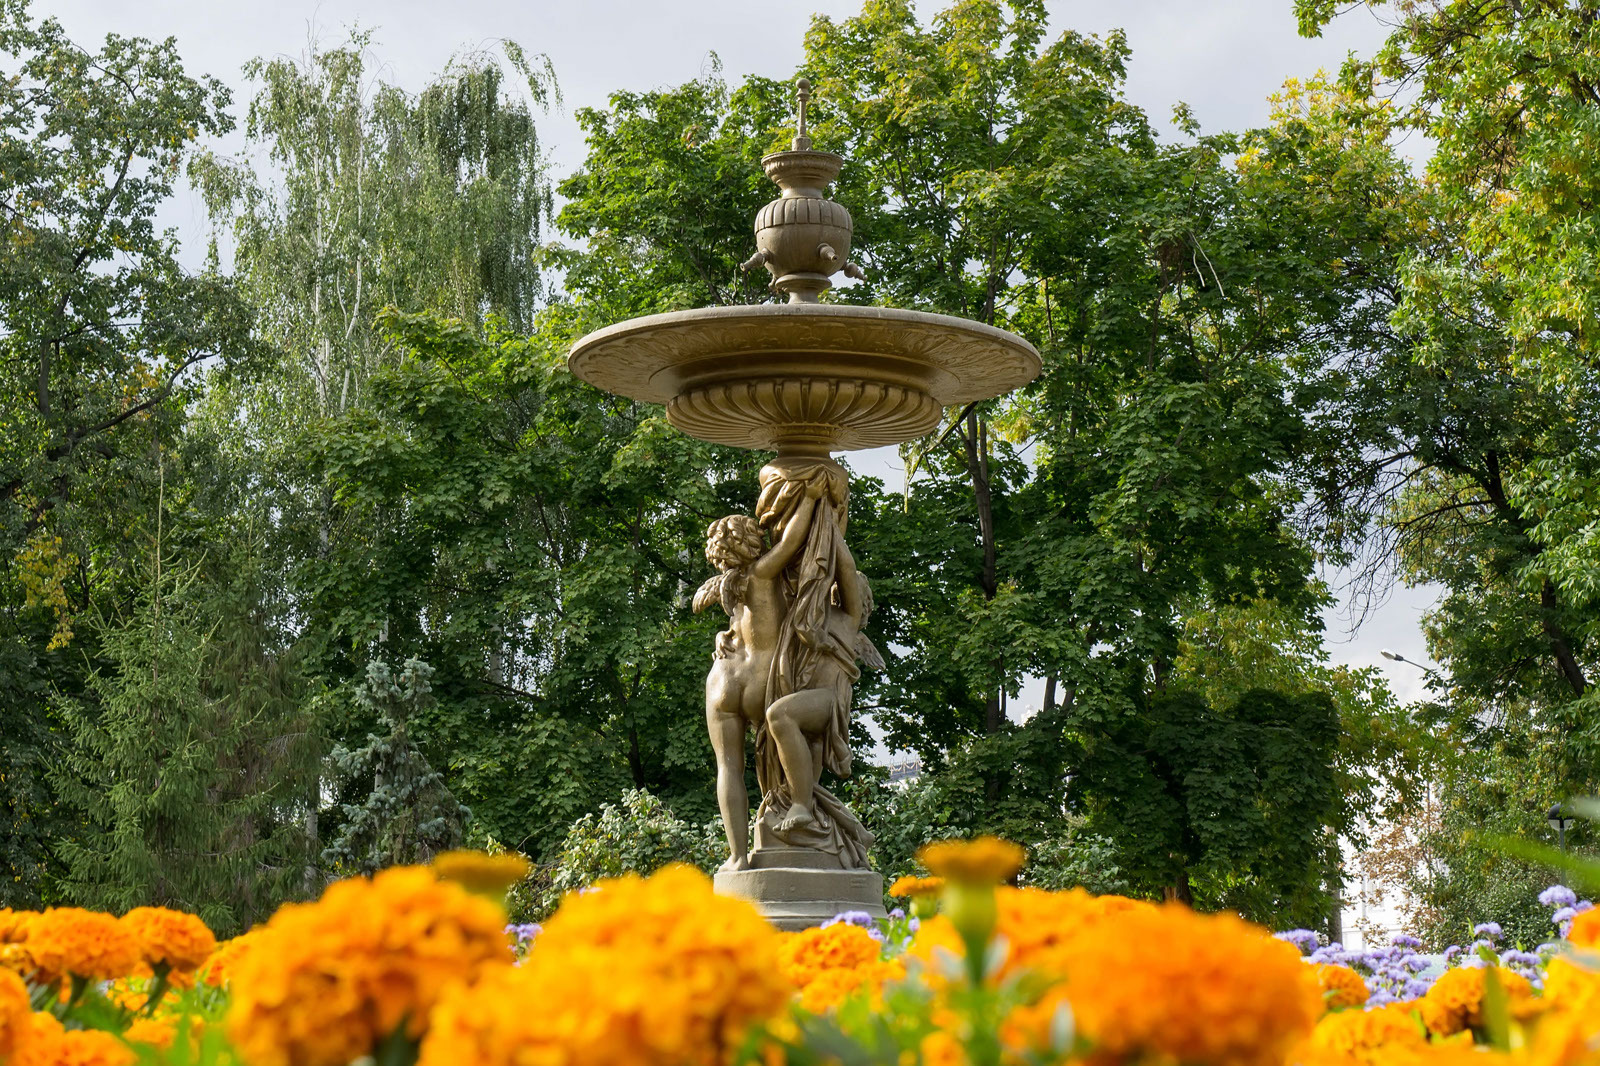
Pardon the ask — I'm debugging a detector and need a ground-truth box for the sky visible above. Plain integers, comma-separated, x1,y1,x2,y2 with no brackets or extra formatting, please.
38,0,1444,706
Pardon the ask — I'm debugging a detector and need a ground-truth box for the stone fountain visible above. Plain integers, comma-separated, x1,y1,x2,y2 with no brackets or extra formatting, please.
568,80,1040,929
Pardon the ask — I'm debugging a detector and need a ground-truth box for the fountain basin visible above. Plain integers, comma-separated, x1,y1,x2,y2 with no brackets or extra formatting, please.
568,303,1041,453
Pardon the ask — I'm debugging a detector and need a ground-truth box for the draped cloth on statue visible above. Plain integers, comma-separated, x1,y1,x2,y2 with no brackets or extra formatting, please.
751,460,877,869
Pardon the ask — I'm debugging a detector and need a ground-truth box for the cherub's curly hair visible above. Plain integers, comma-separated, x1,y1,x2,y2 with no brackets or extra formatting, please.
694,515,765,616
704,515,764,570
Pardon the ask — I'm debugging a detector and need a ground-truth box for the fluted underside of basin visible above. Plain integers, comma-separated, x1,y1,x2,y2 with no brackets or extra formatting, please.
668,378,942,452
568,303,1041,454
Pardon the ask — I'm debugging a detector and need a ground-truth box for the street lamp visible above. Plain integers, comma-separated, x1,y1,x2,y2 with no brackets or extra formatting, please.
1381,649,1444,680
1548,802,1577,853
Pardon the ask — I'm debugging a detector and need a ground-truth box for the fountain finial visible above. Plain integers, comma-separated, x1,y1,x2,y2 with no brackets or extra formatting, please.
737,77,864,303
793,77,812,151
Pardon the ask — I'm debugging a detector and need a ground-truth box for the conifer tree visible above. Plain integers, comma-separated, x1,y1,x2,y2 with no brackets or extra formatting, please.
53,487,321,933
321,659,470,875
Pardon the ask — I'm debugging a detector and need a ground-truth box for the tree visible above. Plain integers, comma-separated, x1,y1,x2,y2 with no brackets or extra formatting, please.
550,0,1408,921
307,307,760,854
52,478,320,933
0,1,260,910
189,33,566,862
1074,687,1340,923
1280,4,1598,766
321,659,470,875
0,0,252,645
555,65,785,312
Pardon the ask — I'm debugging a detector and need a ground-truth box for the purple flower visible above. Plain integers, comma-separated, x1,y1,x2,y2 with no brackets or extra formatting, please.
1540,885,1578,909
888,907,906,920
1577,900,1596,913
1443,945,1463,963
1403,978,1433,998
1501,950,1541,968
908,917,921,933
1472,922,1503,941
1391,933,1423,949
823,910,879,931
1275,929,1321,955
504,921,542,942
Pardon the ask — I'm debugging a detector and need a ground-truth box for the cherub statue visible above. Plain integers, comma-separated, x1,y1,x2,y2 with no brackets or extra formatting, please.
695,457,881,872
694,496,820,872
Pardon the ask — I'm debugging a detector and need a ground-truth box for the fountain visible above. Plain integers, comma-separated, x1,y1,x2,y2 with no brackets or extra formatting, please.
568,79,1040,929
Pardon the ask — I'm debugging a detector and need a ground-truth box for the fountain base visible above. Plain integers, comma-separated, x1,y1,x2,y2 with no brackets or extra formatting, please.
713,847,887,931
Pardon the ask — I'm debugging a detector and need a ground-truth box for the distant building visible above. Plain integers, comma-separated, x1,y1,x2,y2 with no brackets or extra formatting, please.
885,755,922,788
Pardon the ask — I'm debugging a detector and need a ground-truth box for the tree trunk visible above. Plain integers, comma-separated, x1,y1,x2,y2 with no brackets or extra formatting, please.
1164,870,1193,906
1540,579,1588,696
961,410,1003,735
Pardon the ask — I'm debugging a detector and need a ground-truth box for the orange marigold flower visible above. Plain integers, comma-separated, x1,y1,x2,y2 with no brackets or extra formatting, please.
1313,963,1371,1011
918,1030,968,1066
26,908,142,983
1570,907,1600,949
0,967,29,1059
1293,1002,1425,1063
120,907,216,975
917,837,1025,884
431,850,531,895
796,959,905,1013
199,928,266,989
906,886,1151,987
417,864,790,1066
0,909,34,944
888,875,945,898
226,865,511,1066
1417,965,1536,1037
1543,956,1600,1015
776,923,882,988
10,1011,135,1066
1522,1007,1600,1066
1004,903,1320,1066
0,911,36,979
122,1016,178,1049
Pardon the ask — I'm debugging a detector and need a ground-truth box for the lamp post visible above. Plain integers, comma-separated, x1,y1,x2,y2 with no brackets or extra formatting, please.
1548,802,1577,853
1381,648,1444,682
1381,649,1448,937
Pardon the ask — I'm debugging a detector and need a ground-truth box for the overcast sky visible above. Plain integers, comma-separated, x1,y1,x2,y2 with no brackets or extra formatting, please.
38,0,1443,705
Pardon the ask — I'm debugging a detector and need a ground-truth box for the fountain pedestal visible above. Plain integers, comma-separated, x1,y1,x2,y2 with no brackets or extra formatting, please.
714,847,886,932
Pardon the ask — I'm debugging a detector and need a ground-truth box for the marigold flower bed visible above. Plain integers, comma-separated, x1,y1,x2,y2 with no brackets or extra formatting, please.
0,837,1596,1065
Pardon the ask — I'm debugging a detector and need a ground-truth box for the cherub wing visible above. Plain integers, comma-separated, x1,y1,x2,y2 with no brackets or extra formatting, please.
692,573,725,615
856,633,886,672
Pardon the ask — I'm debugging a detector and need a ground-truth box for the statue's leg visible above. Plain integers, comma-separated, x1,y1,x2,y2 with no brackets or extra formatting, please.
707,677,751,871
764,688,834,832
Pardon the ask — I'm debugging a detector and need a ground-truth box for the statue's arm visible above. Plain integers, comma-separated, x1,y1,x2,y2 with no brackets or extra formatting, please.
834,540,863,629
753,496,817,579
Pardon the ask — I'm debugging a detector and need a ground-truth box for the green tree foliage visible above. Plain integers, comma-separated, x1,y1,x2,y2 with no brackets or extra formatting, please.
1074,688,1340,924
309,308,756,853
0,0,258,907
511,789,723,920
322,659,469,875
1282,0,1600,917
549,0,1414,923
53,498,319,934
1273,12,1596,758
555,66,786,312
0,657,63,906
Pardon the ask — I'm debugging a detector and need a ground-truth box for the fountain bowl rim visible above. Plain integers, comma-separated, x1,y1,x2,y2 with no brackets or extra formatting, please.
567,302,1042,408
